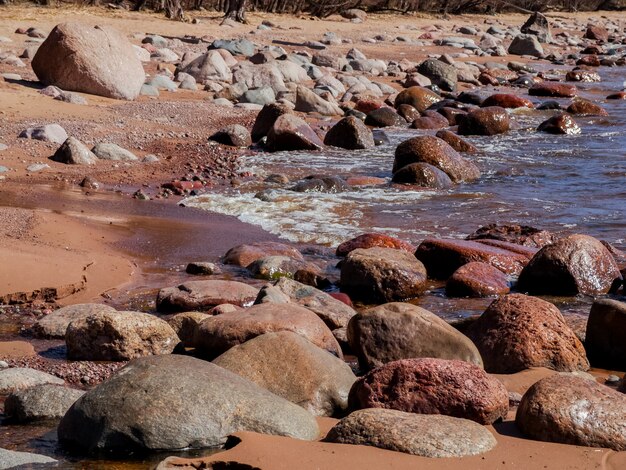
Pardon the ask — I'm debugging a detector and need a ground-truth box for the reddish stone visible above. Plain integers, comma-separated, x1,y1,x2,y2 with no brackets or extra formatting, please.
566,70,601,82
394,86,442,113
355,99,384,114
266,114,324,152
576,55,600,67
485,69,517,81
224,242,304,267
411,117,446,130
481,94,534,109
349,358,509,425
475,240,538,258
584,25,609,41
478,73,499,86
446,262,510,298
396,104,421,122
537,114,580,135
437,107,467,126
529,82,577,97
457,107,510,136
466,223,556,248
391,163,453,189
435,130,477,153
345,176,387,186
156,280,259,313
329,292,353,308
607,92,626,100
586,299,626,369
336,233,415,256
567,98,609,116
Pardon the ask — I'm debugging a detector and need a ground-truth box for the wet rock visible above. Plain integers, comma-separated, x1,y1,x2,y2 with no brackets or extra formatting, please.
251,103,291,142
290,176,348,193
435,129,477,153
247,255,311,280
194,303,342,358
0,368,64,394
156,280,259,313
584,25,609,41
566,70,601,82
92,142,138,161
394,86,442,113
567,98,609,116
323,116,374,150
167,311,209,347
538,113,581,135
186,262,218,275
396,103,421,122
466,223,556,248
607,91,626,100
214,331,356,417
521,12,552,43
349,358,508,425
394,136,480,182
415,238,531,279
585,299,626,369
364,107,406,127
508,34,544,57
209,124,252,147
340,247,427,303
0,449,57,468
325,409,496,458
347,302,482,371
457,106,510,136
529,82,577,97
5,384,85,422
446,262,510,298
336,233,415,257
482,93,534,109
33,303,117,339
467,294,589,374
391,163,453,188
411,114,448,130
58,355,319,451
295,86,343,116
224,242,304,267
518,234,622,296
66,310,179,361
19,123,67,144
51,137,98,165
516,374,626,450
417,59,457,92
32,23,144,100
266,114,324,151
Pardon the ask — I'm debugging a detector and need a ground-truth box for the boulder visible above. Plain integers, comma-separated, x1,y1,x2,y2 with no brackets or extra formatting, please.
521,12,552,43
0,449,56,468
529,82,577,97
323,116,374,150
508,34,544,57
295,86,343,116
31,23,145,100
538,114,581,135
336,233,415,257
567,98,609,116
417,59,458,92
210,38,255,57
51,137,98,165
347,302,482,371
516,374,626,450
325,409,497,458
167,311,209,347
457,106,510,136
435,129,478,153
466,223,555,248
247,255,312,280
482,93,534,109
156,280,259,313
584,25,609,41
340,247,427,304
58,355,319,451
251,103,291,142
585,299,626,369
176,50,232,83
446,262,510,297
0,368,64,394
290,176,348,193
19,124,67,144
467,294,589,374
213,331,356,416
394,86,442,113
266,114,324,152
4,384,85,422
194,303,342,358
349,358,508,425
232,63,286,94
224,241,303,267
209,124,252,147
33,303,116,339
391,162,453,188
517,234,622,296
364,107,406,128
92,142,138,161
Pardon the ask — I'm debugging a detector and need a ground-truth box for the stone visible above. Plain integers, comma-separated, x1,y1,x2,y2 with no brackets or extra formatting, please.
92,142,138,161
585,299,626,369
508,34,544,57
240,87,276,106
538,114,581,135
325,409,497,458
567,98,609,116
347,302,482,371
415,238,532,279
5,384,85,422
394,86,442,113
529,82,577,97
210,38,256,57
323,116,374,150
266,114,324,151
0,368,64,394
247,256,311,280
66,310,179,361
295,86,343,116
0,449,56,468
466,223,555,248
521,12,552,43
457,106,510,136
224,242,303,267
584,25,609,41
214,331,356,417
156,280,259,313
394,136,480,183
446,262,510,297
33,303,116,338
51,137,98,165
435,129,478,153
516,374,626,450
176,50,232,82
194,303,341,358
342,9,367,21
391,163,453,188
290,176,348,193
251,103,291,142
233,63,286,94
55,91,88,104
32,23,145,100
167,311,209,347
482,93,534,109
467,294,589,374
364,107,406,128
340,247,427,304
336,233,415,257
350,358,508,425
58,355,319,451
567,70,601,82
209,124,252,147
518,234,622,296
19,123,67,144
417,59,458,92
185,262,218,275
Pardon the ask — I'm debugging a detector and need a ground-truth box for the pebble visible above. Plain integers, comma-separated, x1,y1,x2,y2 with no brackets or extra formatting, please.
26,163,50,172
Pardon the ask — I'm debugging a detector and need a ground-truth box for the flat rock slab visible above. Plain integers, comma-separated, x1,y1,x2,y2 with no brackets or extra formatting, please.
157,280,259,313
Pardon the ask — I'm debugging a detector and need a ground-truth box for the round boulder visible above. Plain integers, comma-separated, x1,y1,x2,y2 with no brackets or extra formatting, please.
323,116,375,150
457,106,510,136
394,86,442,113
391,162,453,188
5,384,85,422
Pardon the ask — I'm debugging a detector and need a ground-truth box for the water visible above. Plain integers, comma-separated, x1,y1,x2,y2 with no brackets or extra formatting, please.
182,69,626,250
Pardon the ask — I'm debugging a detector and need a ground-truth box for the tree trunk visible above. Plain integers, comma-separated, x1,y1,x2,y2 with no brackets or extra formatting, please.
224,0,248,22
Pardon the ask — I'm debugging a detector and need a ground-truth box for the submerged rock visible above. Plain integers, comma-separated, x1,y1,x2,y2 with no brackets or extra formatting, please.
457,106,510,136
538,114,581,134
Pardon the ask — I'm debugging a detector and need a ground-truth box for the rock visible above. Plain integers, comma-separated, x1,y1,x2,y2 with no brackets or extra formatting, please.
457,106,510,136
55,91,88,104
518,234,622,296
482,93,534,109
391,162,454,188
51,137,98,165
566,70,601,82
584,25,609,41
19,123,67,144
32,23,145,100
347,302,482,371
585,299,626,369
185,262,218,275
567,98,609,116
58,355,319,451
213,331,356,417
233,63,285,94
516,374,626,450
176,50,232,83
364,107,406,128
521,12,552,42
209,124,252,147
251,102,292,142
156,280,259,313
258,278,356,330
394,86,442,113
0,368,64,394
295,86,343,116
66,310,179,361
92,142,138,161
5,384,85,422
323,116,374,150
340,247,427,304
224,242,303,267
537,113,581,135
350,358,508,425
210,38,256,57
342,9,367,21
415,238,532,279
467,294,589,374
290,176,348,193
33,303,116,339
397,103,421,122
336,233,415,257
325,409,497,458
446,262,510,297
194,303,342,358
466,223,555,248
240,87,276,106
435,129,478,153
167,311,208,347
508,34,544,57
247,255,310,280
266,114,324,151
417,59,457,92
0,449,57,468
529,82,577,97
393,136,480,183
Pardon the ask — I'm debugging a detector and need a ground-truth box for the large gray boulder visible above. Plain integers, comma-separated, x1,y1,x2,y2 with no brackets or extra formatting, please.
32,22,145,100
508,34,544,58
57,355,320,451
5,384,85,422
0,368,64,394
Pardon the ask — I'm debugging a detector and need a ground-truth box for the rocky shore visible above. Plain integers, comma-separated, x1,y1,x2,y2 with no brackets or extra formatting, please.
0,5,625,469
